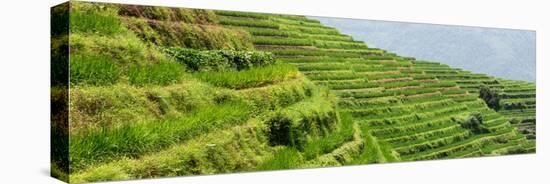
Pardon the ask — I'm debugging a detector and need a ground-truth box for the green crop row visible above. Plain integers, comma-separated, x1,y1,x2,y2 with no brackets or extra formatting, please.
219,18,280,28
394,130,471,156
253,37,314,46
194,63,299,89
215,10,270,19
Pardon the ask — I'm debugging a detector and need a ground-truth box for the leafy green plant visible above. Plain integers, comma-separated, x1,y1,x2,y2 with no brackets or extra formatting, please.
70,54,121,86
163,47,275,71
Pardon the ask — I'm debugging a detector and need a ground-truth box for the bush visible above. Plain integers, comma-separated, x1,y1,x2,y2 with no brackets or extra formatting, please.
479,86,501,111
162,47,275,71
455,112,490,134
70,54,121,86
128,61,185,86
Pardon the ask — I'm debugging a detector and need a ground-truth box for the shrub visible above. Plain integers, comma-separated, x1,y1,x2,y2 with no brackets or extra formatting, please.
479,85,501,111
128,61,185,86
162,47,275,71
455,112,490,134
70,54,121,86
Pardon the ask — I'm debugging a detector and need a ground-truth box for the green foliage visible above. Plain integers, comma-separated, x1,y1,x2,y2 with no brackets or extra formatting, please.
267,94,338,150
70,6,124,35
119,5,218,23
302,112,355,160
71,119,273,182
70,33,167,65
479,85,501,111
70,54,121,86
70,100,252,172
163,47,275,71
257,148,303,170
128,61,185,86
215,10,270,19
219,18,279,29
123,18,253,50
253,37,313,46
455,112,490,134
194,63,299,89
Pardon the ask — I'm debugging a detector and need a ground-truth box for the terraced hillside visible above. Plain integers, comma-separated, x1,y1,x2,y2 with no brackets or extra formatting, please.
214,10,536,161
51,2,535,183
410,61,536,139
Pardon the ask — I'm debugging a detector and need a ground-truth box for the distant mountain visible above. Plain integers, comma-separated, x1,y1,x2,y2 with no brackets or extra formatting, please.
311,17,536,82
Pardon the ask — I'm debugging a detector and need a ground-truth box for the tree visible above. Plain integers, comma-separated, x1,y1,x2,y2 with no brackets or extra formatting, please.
479,85,501,111
459,112,490,134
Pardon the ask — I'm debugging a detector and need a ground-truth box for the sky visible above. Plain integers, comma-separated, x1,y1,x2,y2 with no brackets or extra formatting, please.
310,16,536,82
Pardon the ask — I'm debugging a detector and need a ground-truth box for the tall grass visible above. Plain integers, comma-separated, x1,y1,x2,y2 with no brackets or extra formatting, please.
302,112,355,160
257,148,303,171
128,61,185,86
219,18,279,29
71,119,273,182
215,10,270,19
194,63,299,89
70,54,121,86
69,101,253,172
70,9,123,35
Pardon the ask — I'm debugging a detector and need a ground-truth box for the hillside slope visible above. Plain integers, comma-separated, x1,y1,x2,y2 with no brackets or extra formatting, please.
53,2,535,183
214,10,536,161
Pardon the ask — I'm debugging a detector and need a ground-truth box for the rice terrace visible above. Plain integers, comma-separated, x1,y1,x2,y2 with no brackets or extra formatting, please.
51,1,536,183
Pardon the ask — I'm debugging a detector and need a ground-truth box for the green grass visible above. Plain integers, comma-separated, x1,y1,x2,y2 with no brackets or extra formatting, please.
215,10,270,19
302,112,355,160
194,63,299,89
253,37,313,46
257,147,303,171
70,8,123,35
70,54,121,86
219,18,279,29
71,119,274,182
69,101,253,172
128,61,185,86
